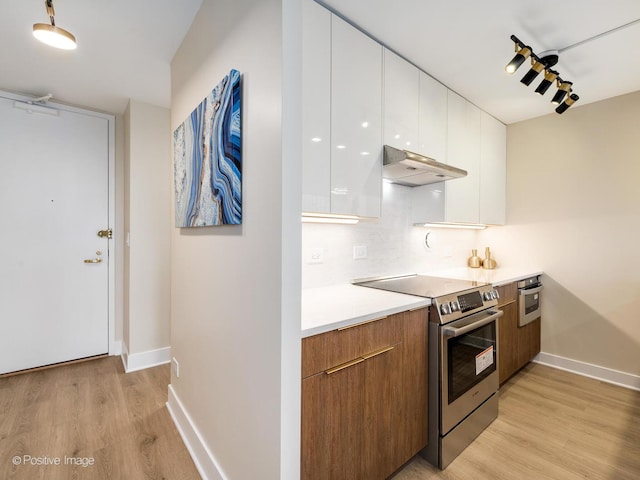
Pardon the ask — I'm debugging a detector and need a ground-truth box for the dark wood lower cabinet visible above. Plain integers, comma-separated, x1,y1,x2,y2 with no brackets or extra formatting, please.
301,307,428,480
517,318,541,368
496,282,541,385
498,301,519,383
301,360,365,480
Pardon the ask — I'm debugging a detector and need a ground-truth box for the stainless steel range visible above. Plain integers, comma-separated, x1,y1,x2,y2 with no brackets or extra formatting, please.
355,274,503,469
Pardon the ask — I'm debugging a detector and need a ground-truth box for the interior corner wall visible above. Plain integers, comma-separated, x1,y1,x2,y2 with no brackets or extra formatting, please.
169,0,298,479
479,90,640,376
123,100,172,360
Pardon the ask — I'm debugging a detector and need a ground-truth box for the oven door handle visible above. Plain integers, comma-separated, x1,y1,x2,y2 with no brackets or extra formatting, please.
519,285,543,296
443,310,503,337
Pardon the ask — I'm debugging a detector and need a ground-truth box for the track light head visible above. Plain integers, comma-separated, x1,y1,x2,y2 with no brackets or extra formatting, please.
551,81,573,105
505,45,532,74
555,93,579,114
535,69,559,95
520,59,546,86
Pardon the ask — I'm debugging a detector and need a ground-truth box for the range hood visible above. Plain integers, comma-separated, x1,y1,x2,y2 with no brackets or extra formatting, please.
383,145,467,187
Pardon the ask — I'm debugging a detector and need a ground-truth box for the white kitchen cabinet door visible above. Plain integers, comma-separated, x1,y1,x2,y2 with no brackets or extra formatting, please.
480,112,506,225
418,72,448,163
301,0,331,213
445,90,481,224
383,48,419,151
331,16,382,218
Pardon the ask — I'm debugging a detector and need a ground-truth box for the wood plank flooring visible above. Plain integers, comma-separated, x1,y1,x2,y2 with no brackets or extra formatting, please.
0,356,201,480
393,362,640,480
1,357,638,480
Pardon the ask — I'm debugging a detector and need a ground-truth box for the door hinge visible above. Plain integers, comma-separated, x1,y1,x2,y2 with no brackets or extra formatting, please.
97,229,113,239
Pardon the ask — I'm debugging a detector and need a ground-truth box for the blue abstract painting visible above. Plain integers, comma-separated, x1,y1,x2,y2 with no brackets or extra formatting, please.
174,69,242,227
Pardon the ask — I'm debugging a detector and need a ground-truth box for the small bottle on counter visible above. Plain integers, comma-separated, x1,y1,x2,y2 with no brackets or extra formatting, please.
468,249,482,268
482,247,497,269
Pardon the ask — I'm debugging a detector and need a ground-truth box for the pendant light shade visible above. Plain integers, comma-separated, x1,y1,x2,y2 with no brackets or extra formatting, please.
33,23,77,50
33,0,77,50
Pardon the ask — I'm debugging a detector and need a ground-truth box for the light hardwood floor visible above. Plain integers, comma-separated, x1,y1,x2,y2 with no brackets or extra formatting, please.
393,363,640,480
0,357,201,480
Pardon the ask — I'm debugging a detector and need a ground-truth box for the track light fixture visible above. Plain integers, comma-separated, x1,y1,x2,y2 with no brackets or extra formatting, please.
551,81,573,105
33,0,77,50
505,35,578,114
555,93,580,114
505,43,532,74
535,69,559,95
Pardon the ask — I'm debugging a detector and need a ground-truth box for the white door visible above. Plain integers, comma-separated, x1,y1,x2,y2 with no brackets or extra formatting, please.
0,97,110,374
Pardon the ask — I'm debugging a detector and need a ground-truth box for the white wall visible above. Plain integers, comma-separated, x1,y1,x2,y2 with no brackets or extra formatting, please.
480,91,640,376
123,100,172,363
302,181,480,288
169,0,301,478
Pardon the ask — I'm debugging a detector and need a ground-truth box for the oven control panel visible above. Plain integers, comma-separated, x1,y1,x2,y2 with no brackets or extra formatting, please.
434,285,499,323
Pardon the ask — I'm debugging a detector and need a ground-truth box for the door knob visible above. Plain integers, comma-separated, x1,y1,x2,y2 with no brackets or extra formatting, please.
84,251,103,263
97,229,113,239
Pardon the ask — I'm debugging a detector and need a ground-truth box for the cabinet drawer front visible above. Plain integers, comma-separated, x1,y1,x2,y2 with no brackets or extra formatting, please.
496,282,517,305
302,314,401,378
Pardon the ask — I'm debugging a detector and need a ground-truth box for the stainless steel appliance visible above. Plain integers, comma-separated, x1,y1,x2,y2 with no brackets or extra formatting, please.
517,275,543,326
383,145,467,186
354,274,502,469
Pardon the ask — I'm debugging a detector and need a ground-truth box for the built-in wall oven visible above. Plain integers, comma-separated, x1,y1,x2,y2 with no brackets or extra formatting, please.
354,275,503,469
518,275,543,326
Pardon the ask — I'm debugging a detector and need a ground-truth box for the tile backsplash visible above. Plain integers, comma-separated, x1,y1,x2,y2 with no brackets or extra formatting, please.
302,182,480,288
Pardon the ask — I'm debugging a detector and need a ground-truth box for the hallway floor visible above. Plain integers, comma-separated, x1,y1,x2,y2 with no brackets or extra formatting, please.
0,357,200,480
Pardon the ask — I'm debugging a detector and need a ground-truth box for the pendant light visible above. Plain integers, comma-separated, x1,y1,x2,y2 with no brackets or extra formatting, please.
33,0,77,50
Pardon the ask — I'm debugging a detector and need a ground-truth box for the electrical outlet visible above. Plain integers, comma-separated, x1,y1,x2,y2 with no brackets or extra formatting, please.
307,247,324,264
353,245,367,260
172,357,180,378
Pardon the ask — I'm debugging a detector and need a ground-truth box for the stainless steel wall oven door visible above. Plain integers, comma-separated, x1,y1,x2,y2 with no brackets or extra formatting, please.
518,275,543,326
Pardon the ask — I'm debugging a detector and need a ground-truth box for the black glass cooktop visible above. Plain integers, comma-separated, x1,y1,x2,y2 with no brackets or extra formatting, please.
354,274,488,299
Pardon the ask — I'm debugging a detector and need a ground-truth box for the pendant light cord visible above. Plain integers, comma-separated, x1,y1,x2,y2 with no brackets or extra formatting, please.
559,18,640,53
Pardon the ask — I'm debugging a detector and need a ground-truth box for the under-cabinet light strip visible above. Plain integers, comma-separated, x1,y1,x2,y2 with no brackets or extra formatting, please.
301,213,360,225
416,222,487,230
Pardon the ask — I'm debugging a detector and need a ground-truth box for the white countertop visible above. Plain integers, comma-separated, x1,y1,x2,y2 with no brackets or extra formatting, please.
424,267,543,286
301,268,542,338
301,284,429,338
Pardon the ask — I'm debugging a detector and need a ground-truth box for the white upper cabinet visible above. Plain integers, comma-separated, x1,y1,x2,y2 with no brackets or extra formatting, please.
383,49,419,151
418,72,447,162
301,0,331,213
480,112,506,225
445,90,481,224
330,16,382,218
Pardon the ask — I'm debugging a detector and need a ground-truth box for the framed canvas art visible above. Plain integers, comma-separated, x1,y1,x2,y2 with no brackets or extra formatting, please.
174,69,242,227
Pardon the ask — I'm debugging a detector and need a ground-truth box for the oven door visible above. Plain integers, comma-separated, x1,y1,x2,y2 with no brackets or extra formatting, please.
518,285,543,326
440,309,502,435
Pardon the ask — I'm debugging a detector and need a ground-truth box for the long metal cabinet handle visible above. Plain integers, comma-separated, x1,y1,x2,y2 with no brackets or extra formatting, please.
361,346,394,360
325,345,395,375
443,310,503,338
325,357,365,375
83,258,103,263
337,315,387,331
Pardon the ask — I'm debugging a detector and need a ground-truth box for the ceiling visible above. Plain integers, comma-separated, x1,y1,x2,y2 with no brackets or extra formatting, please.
319,0,640,124
0,0,202,114
1,1,639,123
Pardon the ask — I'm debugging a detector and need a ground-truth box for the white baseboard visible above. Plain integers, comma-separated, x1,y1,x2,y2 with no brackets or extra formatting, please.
166,384,227,480
120,345,171,373
533,352,640,392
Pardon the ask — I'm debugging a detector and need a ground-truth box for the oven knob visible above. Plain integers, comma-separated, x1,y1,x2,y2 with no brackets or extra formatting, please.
493,289,500,299
440,303,451,315
450,301,460,312
483,291,492,301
